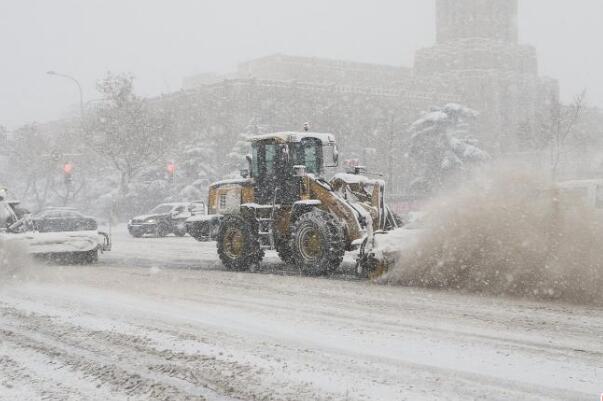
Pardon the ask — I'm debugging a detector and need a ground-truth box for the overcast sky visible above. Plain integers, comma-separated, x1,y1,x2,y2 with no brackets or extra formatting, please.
1,0,602,129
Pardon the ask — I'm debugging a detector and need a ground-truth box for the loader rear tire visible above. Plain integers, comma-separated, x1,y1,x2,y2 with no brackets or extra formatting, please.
217,215,263,271
289,210,345,276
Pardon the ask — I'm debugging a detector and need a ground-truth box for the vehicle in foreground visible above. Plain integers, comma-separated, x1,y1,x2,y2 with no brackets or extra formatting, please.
31,207,98,232
210,130,401,276
0,203,111,264
128,202,204,238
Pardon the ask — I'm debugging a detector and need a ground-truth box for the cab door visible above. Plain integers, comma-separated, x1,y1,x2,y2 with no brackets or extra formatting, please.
253,141,282,205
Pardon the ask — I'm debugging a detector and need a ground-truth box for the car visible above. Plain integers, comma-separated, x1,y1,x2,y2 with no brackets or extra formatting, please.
31,207,98,233
128,202,205,238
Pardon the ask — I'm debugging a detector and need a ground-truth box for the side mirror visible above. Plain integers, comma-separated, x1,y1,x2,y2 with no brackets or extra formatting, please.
323,144,339,168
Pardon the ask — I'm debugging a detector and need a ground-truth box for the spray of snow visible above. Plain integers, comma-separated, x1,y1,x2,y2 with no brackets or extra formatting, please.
381,163,603,305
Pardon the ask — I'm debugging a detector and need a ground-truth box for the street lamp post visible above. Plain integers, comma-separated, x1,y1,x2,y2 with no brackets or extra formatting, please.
46,71,84,119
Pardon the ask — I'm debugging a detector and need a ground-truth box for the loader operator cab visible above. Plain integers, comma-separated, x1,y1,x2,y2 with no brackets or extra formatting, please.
248,132,338,205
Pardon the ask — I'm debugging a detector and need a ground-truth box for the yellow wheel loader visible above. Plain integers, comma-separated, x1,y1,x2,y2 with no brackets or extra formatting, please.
211,131,400,276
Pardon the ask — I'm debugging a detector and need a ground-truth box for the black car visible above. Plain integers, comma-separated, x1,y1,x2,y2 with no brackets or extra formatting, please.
32,208,98,233
128,203,201,238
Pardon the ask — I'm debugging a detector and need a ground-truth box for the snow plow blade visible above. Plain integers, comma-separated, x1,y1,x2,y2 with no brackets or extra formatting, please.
0,230,111,259
355,231,398,279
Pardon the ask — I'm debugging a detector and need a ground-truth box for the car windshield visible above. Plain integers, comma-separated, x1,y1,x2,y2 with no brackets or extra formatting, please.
151,204,175,214
35,209,82,219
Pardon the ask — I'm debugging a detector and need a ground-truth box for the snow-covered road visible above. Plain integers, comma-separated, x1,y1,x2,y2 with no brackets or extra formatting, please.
1,228,602,401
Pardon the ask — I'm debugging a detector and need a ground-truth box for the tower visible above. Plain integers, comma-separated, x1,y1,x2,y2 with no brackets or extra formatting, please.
436,0,518,44
413,0,558,152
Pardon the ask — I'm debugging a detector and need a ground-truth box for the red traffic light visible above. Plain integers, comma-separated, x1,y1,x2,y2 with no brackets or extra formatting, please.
63,162,74,174
167,162,176,175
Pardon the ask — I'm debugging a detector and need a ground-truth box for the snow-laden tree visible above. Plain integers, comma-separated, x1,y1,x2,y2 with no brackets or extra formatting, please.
226,120,272,178
227,133,252,178
408,103,490,196
84,73,174,198
180,144,218,182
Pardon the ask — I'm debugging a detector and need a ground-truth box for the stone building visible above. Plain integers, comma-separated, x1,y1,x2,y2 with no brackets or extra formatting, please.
19,0,562,199
183,0,557,155
415,0,559,151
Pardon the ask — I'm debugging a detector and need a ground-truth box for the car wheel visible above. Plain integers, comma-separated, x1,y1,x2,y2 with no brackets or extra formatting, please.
156,223,169,237
71,250,98,264
84,249,99,264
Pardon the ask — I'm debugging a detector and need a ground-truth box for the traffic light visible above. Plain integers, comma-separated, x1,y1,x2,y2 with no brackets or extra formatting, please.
63,162,74,184
166,162,176,184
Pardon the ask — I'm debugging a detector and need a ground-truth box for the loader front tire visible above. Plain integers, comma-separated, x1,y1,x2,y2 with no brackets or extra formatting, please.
217,215,263,271
289,210,345,276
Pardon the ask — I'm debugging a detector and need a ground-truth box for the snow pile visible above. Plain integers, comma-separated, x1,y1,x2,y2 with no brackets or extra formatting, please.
0,240,32,281
381,165,603,305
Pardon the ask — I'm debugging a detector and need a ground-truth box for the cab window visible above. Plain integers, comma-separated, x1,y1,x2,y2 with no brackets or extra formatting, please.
252,142,279,178
303,142,318,174
292,139,321,175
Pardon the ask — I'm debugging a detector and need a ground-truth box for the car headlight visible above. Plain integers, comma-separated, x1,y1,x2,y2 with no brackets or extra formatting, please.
146,219,156,224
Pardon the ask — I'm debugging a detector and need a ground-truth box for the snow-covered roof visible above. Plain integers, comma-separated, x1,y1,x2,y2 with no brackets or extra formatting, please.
331,173,383,186
248,132,336,145
159,202,191,208
210,178,251,187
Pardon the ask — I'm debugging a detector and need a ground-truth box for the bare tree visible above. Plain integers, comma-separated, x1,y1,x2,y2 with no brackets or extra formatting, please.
5,124,55,209
85,73,174,198
544,91,586,179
